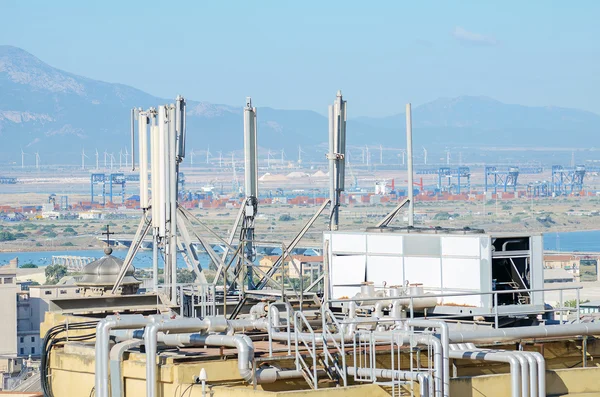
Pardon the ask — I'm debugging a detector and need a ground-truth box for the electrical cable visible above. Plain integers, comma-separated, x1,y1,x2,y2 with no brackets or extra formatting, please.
41,321,98,397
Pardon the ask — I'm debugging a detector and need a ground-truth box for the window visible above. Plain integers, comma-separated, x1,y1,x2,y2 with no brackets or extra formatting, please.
31,347,35,355
31,336,35,343
3,277,13,284
19,348,24,355
44,291,52,295
19,337,24,343
60,290,67,294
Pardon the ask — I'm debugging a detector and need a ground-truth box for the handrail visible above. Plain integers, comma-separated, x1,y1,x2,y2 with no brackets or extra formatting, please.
327,285,583,328
294,311,318,389
321,307,347,386
327,285,583,303
158,283,216,318
268,301,293,356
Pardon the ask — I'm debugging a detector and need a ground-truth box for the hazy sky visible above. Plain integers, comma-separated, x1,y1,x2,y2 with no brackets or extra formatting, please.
1,1,599,117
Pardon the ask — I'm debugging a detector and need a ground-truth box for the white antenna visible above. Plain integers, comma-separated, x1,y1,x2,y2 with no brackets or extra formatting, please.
218,151,223,168
21,148,25,169
95,149,99,170
379,144,383,164
365,145,370,167
423,147,427,165
361,148,365,164
446,149,451,165
206,146,211,164
298,145,304,164
327,90,347,231
35,152,40,169
82,149,88,170
281,148,285,164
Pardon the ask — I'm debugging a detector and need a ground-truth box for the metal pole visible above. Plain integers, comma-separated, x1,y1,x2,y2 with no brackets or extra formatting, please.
169,105,178,301
152,227,158,292
328,104,336,229
406,103,414,227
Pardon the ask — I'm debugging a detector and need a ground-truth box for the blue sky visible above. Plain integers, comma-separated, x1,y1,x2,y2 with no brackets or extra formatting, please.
1,1,599,117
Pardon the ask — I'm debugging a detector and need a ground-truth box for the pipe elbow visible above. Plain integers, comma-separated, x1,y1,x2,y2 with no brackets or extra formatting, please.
233,335,255,383
144,323,160,347
269,305,281,329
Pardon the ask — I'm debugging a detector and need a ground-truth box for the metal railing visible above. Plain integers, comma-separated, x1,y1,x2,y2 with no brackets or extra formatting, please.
353,330,376,382
328,285,584,329
321,307,347,386
268,301,293,356
158,283,216,318
294,311,318,389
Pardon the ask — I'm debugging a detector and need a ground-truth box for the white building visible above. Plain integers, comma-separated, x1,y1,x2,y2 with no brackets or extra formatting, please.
78,210,102,220
0,263,18,385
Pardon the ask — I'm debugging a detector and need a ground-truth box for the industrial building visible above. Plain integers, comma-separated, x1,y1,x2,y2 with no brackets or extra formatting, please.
3,94,600,397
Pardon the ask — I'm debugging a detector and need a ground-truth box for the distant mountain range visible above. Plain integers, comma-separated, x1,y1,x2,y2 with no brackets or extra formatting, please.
1,45,599,165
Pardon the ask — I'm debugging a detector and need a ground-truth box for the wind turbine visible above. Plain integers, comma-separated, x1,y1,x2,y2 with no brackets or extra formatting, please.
35,152,40,169
119,150,123,169
446,149,451,165
281,148,285,164
206,146,211,164
379,144,383,164
104,150,109,169
398,150,406,165
231,152,238,192
267,149,273,169
423,147,428,165
124,148,129,168
218,151,223,168
365,145,370,167
190,149,195,166
20,148,26,169
95,149,99,170
81,149,88,170
298,145,305,164
109,153,115,170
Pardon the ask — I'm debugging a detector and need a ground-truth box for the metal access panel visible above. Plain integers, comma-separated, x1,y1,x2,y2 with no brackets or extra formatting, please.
324,229,545,315
325,230,489,306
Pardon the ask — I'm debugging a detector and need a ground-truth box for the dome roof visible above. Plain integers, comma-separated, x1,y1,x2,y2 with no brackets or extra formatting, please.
77,248,141,288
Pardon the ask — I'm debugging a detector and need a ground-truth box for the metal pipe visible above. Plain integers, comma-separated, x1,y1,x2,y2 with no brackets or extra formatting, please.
448,322,600,344
109,339,142,397
520,352,537,397
502,239,522,251
94,315,152,397
406,103,414,227
460,346,543,397
525,351,546,397
449,350,521,397
407,320,450,397
347,366,432,397
144,317,213,397
413,334,443,397
158,332,303,384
